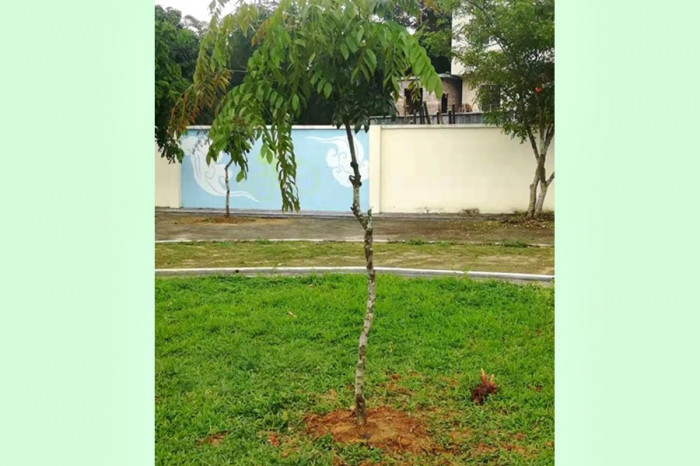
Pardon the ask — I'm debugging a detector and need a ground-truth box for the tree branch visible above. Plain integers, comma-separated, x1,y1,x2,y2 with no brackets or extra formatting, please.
544,125,554,153
545,171,554,186
526,128,540,162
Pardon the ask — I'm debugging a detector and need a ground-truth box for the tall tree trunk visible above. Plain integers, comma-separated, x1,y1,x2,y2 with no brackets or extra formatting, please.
344,122,376,426
224,159,234,218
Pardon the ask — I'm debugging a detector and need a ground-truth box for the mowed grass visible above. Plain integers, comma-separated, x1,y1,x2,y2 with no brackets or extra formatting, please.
156,240,554,275
156,275,554,465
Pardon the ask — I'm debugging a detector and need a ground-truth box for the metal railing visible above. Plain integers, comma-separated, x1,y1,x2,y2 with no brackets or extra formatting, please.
369,112,485,126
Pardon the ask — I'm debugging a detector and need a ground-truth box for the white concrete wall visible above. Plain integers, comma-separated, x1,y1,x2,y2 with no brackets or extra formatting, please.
369,125,554,214
155,142,181,208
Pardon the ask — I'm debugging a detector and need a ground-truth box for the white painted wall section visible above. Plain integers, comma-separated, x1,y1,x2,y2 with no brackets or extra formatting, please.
155,142,181,208
373,126,554,214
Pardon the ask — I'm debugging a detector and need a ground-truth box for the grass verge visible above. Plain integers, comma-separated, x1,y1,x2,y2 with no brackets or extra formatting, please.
156,241,554,275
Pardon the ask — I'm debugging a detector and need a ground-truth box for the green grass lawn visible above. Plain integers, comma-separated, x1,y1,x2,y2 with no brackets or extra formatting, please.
156,275,554,465
156,240,554,275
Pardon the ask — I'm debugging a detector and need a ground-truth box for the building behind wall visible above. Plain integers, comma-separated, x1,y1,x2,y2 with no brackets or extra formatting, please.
450,11,504,113
395,74,465,116
391,11,500,116
391,10,488,119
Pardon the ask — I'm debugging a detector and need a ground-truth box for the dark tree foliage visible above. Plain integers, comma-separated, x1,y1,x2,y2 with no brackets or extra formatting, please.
155,6,203,162
382,0,453,73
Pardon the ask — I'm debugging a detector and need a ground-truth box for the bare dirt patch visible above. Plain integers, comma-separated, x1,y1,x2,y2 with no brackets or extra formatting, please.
196,431,228,446
266,432,280,447
448,428,473,445
501,212,554,227
503,442,531,456
471,441,498,456
156,211,554,244
304,406,441,454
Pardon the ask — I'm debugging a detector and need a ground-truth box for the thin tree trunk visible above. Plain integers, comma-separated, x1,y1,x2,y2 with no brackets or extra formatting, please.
224,158,234,218
524,125,555,217
344,121,376,426
526,169,539,217
528,126,555,218
533,126,555,217
534,172,554,216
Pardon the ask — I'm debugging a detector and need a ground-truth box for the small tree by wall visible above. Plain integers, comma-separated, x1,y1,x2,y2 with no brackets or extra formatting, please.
169,3,268,217
453,0,554,217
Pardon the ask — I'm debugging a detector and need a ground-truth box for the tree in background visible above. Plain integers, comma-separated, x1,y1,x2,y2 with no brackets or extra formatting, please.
155,6,203,163
453,0,554,217
384,0,454,73
170,0,442,425
414,8,453,73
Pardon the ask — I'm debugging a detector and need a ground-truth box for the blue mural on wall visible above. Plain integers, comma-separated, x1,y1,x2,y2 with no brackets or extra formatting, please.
180,128,370,212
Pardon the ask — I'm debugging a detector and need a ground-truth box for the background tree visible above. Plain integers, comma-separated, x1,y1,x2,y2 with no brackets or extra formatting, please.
169,3,270,216
155,6,203,163
171,0,442,425
453,0,554,217
384,0,454,73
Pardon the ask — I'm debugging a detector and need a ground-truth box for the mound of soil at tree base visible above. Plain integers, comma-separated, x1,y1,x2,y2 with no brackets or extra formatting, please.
304,406,441,454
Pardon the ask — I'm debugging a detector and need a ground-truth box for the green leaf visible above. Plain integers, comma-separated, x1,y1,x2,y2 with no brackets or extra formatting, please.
346,34,358,53
409,44,421,65
365,49,377,71
414,58,425,77
323,82,332,98
340,43,349,60
261,144,274,164
360,64,370,81
292,94,300,112
236,171,245,182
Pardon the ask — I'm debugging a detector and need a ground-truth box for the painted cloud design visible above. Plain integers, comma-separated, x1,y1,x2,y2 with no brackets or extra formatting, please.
307,135,369,188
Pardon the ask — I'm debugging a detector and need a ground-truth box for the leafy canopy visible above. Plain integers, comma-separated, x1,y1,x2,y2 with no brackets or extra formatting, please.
171,0,443,211
454,0,554,141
